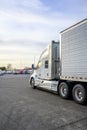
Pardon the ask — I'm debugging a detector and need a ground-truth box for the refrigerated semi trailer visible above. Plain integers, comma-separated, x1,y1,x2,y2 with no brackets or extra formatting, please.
30,19,87,104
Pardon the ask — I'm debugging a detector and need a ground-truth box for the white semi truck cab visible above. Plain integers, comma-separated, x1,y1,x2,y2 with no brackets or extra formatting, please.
30,19,87,105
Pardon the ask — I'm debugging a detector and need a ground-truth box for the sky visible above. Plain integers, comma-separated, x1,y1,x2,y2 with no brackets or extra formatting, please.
0,0,87,69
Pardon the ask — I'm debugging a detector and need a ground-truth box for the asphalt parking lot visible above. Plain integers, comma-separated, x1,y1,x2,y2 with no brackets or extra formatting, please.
0,74,87,130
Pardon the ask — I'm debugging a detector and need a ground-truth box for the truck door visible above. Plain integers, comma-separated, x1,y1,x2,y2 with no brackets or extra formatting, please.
36,48,49,80
40,48,49,79
43,58,49,79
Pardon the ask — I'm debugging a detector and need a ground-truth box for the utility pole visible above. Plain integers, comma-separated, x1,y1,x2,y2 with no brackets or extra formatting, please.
34,56,35,68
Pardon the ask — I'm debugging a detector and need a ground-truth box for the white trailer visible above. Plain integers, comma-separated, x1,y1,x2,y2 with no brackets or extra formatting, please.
30,19,87,104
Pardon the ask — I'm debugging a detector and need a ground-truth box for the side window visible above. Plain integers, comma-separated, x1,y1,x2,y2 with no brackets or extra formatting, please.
45,60,48,68
37,61,42,69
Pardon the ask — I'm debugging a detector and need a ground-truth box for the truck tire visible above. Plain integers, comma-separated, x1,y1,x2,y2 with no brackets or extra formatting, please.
30,78,36,89
72,84,87,105
59,82,70,99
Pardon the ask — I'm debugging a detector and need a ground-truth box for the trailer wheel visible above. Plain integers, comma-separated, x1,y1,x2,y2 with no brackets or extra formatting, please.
59,82,70,99
30,78,36,89
72,84,87,105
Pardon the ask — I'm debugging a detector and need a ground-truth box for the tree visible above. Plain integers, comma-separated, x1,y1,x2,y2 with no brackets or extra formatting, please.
7,64,12,70
0,67,6,71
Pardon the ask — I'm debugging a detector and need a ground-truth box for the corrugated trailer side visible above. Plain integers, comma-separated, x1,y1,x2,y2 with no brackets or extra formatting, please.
60,19,87,82
58,19,87,104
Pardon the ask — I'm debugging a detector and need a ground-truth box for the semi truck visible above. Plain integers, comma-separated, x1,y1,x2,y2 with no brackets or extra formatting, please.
29,19,87,105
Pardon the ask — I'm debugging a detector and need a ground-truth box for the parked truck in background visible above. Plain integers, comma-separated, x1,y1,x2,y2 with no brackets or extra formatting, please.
30,19,87,105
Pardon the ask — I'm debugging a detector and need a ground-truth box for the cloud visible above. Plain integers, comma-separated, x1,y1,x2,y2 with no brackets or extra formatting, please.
0,8,76,43
0,0,87,68
0,0,49,13
0,40,47,68
0,0,83,43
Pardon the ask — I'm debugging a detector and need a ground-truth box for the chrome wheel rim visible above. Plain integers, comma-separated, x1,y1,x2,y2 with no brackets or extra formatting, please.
61,85,67,96
75,88,84,101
